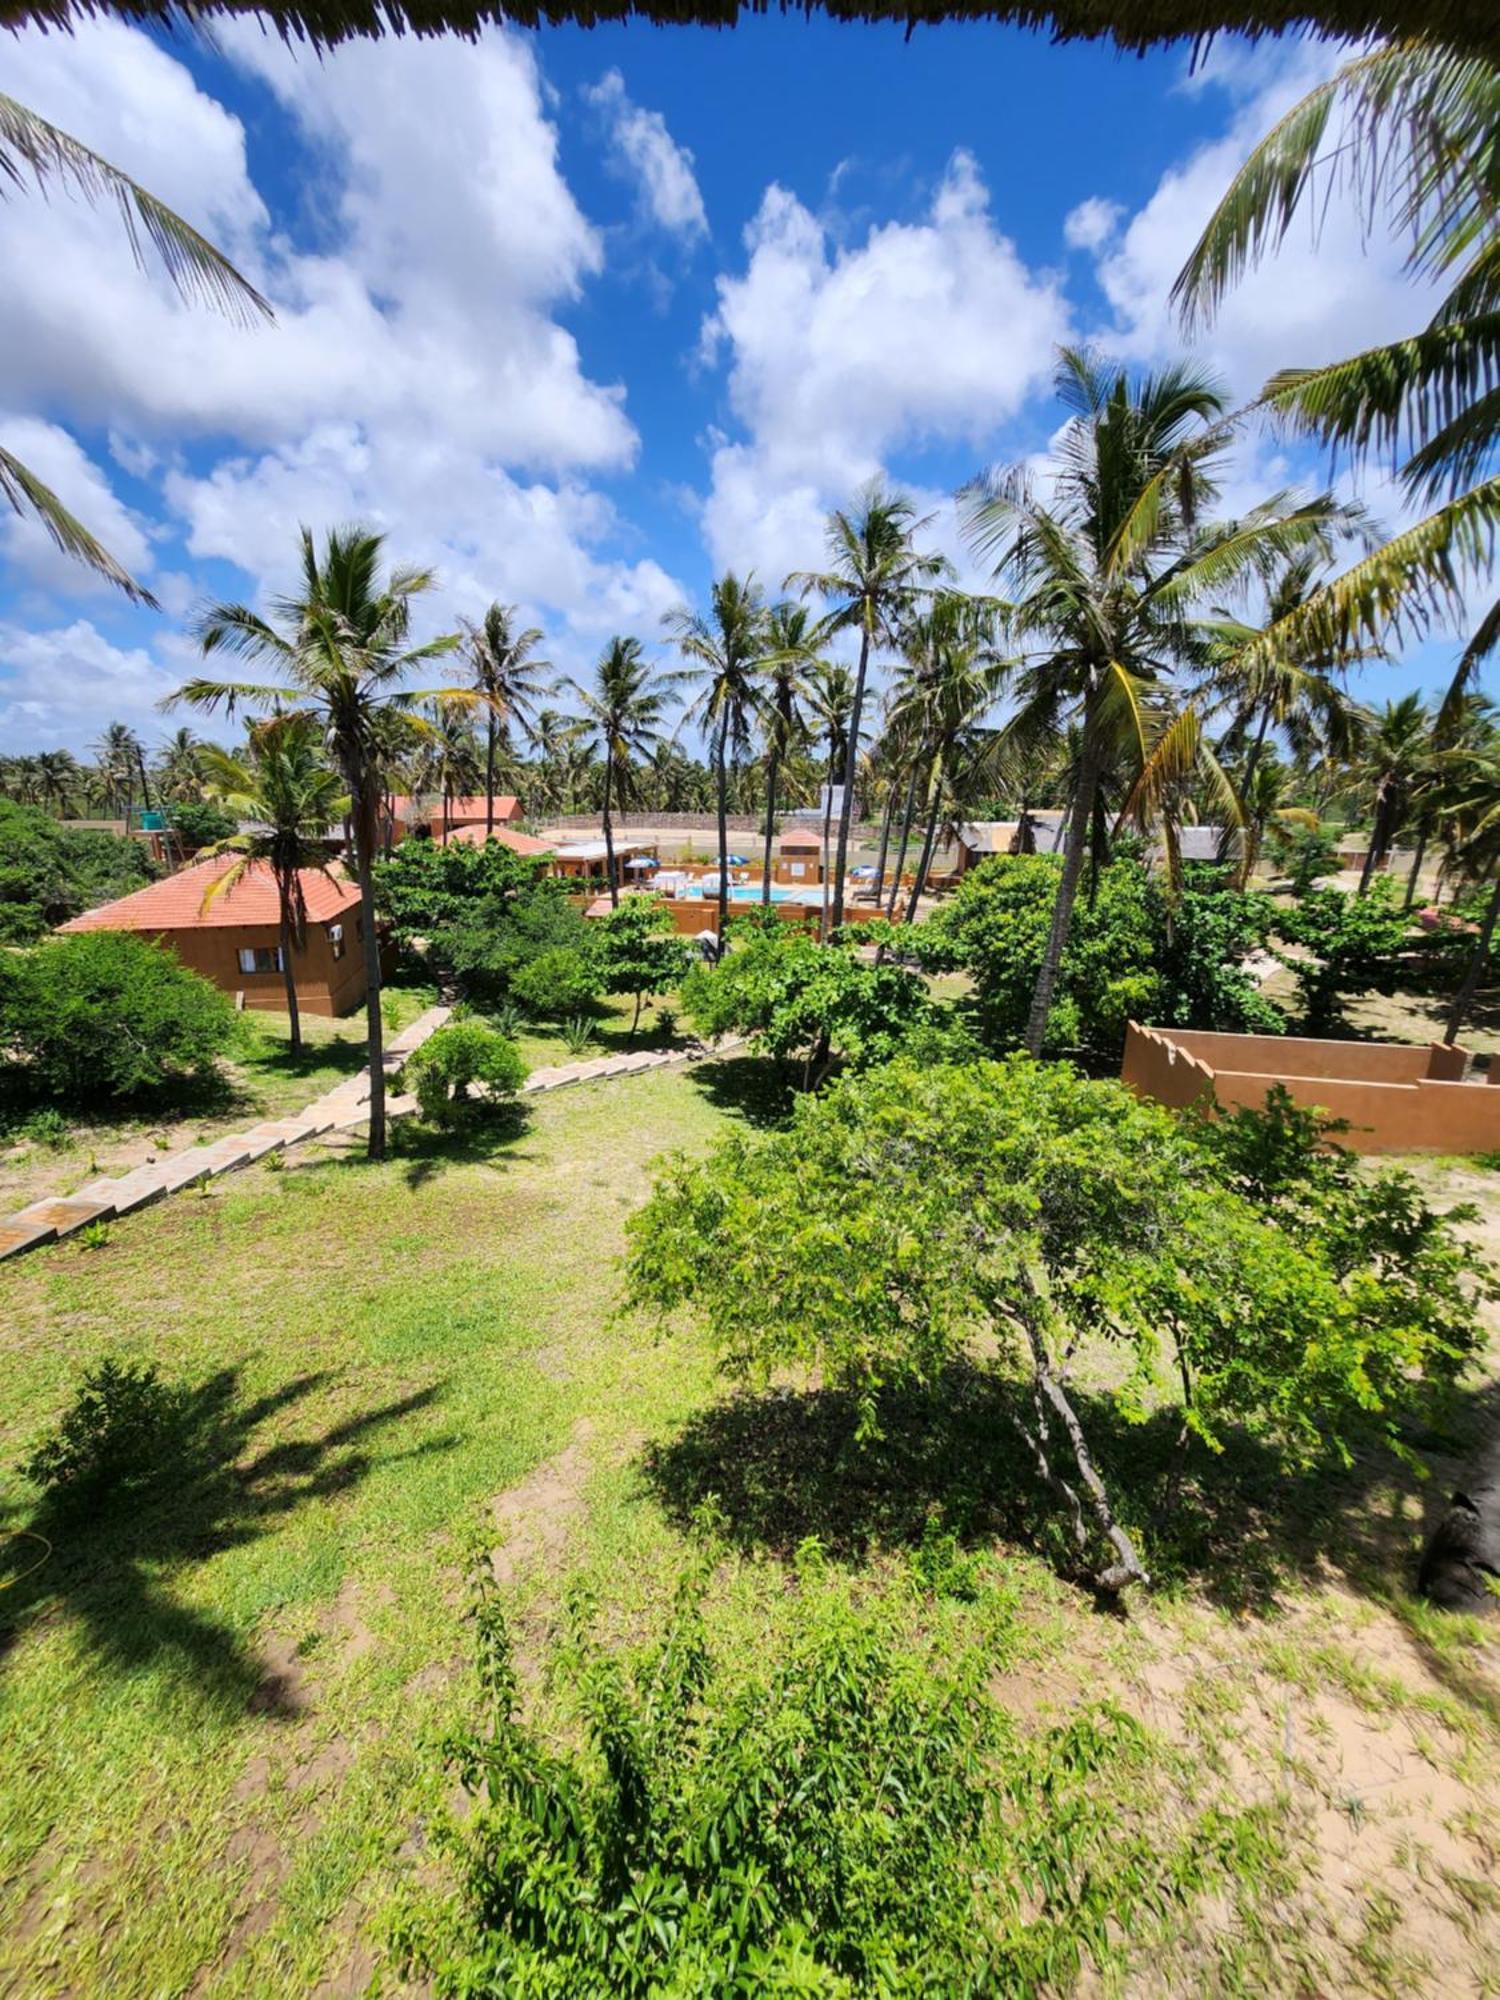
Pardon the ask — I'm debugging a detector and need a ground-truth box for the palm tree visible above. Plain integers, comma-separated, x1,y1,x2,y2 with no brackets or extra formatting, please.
412,700,483,844
460,603,551,833
198,718,350,1054
34,748,79,816
155,726,207,805
755,603,820,909
92,721,147,825
665,574,770,942
173,525,462,1160
805,662,857,937
885,595,1009,920
789,484,950,931
1428,730,1500,1040
964,347,1342,1054
0,93,270,602
1174,45,1500,723
562,638,673,907
1343,694,1434,893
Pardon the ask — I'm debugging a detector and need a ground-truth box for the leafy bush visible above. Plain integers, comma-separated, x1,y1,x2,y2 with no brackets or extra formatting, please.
166,800,238,852
21,1360,186,1509
629,1058,1491,1589
913,853,1281,1055
509,946,601,1021
0,932,240,1102
681,919,932,1087
397,1550,1280,1997
1274,877,1435,1033
402,1019,526,1126
588,895,691,1037
374,839,589,1006
0,799,157,943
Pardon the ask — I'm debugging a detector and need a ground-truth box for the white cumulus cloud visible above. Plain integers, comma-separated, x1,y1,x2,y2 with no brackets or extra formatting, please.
585,69,708,241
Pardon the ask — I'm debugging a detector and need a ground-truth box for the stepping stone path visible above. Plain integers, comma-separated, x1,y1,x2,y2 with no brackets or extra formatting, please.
0,1014,743,1261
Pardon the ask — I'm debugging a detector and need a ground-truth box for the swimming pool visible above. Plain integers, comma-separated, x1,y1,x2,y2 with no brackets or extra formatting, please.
679,883,820,905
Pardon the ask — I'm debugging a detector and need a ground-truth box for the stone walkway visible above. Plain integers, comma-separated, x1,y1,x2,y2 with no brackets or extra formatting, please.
0,1015,741,1262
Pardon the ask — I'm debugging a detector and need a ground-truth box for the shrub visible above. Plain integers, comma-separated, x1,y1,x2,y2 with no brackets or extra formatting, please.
509,946,600,1021
913,853,1281,1055
681,920,932,1087
21,1360,186,1509
1274,877,1429,1034
166,800,238,853
402,1020,526,1126
0,799,157,943
0,932,239,1102
397,1550,1277,1996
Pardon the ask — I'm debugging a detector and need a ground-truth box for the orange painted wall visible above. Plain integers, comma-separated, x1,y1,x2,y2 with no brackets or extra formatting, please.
142,919,369,1016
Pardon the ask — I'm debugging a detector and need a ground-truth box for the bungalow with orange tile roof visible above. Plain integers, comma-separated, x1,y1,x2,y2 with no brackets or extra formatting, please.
435,823,555,856
59,856,373,1016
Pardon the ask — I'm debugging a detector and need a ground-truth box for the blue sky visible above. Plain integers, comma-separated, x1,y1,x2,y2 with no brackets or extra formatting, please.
0,15,1472,754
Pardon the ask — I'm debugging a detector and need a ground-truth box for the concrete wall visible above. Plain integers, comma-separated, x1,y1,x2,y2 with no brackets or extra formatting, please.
1123,1022,1500,1154
145,917,369,1016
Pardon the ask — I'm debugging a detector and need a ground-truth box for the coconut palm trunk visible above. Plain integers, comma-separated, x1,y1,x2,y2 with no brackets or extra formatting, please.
1405,822,1430,910
1444,873,1500,1044
904,754,945,923
1025,721,1104,1057
829,623,870,932
348,777,387,1158
760,741,782,908
485,715,497,837
275,876,303,1056
714,712,730,942
870,776,899,911
602,751,619,908
886,765,921,919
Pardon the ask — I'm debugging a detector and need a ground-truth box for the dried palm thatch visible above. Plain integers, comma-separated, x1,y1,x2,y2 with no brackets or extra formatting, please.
0,0,1496,64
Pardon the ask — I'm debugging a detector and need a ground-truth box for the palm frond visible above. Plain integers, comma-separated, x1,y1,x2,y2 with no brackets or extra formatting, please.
0,443,157,605
0,92,271,325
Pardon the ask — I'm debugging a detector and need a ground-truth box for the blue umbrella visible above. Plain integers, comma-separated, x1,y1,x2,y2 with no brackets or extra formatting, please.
625,855,659,871
719,853,748,866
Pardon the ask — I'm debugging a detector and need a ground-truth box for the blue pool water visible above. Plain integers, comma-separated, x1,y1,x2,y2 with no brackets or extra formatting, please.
683,883,817,904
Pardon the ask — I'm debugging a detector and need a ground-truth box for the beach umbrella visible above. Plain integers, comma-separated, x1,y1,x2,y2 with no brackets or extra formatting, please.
719,853,748,866
625,855,658,871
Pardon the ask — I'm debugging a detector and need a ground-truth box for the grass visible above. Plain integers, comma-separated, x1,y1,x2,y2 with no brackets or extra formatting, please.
1,1057,1497,1994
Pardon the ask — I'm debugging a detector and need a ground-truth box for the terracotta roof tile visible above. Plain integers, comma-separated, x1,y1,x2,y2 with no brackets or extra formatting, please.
59,856,362,934
440,824,554,855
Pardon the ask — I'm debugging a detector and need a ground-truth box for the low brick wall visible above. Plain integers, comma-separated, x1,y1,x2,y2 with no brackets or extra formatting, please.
1123,1022,1500,1154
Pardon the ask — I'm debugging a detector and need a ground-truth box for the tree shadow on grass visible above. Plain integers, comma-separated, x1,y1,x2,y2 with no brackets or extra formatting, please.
0,1368,452,1718
641,1363,1500,1634
686,1055,796,1129
277,1104,536,1194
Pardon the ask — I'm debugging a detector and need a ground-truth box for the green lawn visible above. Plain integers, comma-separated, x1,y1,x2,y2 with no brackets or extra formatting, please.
1,1063,1497,1995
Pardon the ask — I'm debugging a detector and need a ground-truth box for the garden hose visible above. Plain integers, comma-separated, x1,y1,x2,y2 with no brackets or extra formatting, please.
0,1530,51,1591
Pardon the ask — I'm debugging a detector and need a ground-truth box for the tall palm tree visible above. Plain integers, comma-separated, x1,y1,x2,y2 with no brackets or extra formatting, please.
460,603,551,833
965,347,1342,1054
34,748,78,816
789,484,950,931
1175,45,1500,721
0,93,270,602
804,662,858,937
1429,729,1500,1040
562,638,673,907
412,700,483,844
665,573,770,941
885,594,1009,920
755,603,820,909
1344,693,1434,893
155,726,206,805
92,721,147,825
173,525,462,1160
198,718,350,1054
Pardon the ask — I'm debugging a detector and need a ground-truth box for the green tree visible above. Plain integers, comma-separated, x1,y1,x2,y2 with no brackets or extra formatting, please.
964,347,1339,1053
460,603,551,833
1343,694,1434,894
589,894,691,1038
1276,878,1420,1035
789,483,950,932
0,798,156,942
756,601,820,909
681,916,933,1088
374,837,589,1008
197,717,350,1053
411,699,483,844
174,525,462,1160
402,1019,526,1127
666,573,770,942
0,91,269,601
561,637,673,909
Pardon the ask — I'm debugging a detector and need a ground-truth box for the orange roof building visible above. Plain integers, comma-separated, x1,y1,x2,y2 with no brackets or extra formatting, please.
60,857,372,1017
386,793,524,841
